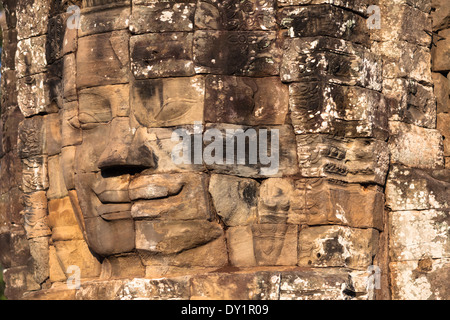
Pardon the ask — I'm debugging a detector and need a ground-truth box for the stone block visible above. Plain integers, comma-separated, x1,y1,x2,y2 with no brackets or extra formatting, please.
77,31,129,89
431,0,450,31
190,271,279,300
202,123,299,178
432,72,450,114
47,155,68,200
227,224,298,267
47,60,65,111
119,277,191,300
205,75,289,125
384,78,436,129
48,245,67,282
209,174,259,227
279,5,369,47
63,54,77,102
193,30,281,76
298,225,379,269
258,178,384,229
53,240,102,279
371,3,431,47
61,101,82,147
8,188,24,226
130,173,211,221
0,194,10,230
195,0,276,31
47,13,75,63
2,0,17,30
290,82,388,138
9,226,31,267
17,73,59,118
21,156,49,193
48,197,84,242
390,259,450,300
79,5,131,36
373,40,432,84
16,0,50,40
131,32,195,79
279,269,366,300
16,36,47,79
78,84,130,129
1,29,18,72
431,29,450,72
389,122,444,169
139,235,228,269
2,108,24,154
3,266,40,300
131,77,204,127
83,0,130,8
437,113,450,156
389,210,450,261
131,2,195,33
82,214,135,256
103,254,145,279
1,70,18,114
75,277,190,300
28,236,50,284
276,0,369,14
22,191,51,239
18,116,46,159
281,37,381,91
74,279,127,300
0,152,22,195
386,164,450,211
45,113,63,156
133,127,205,174
135,220,223,254
296,135,389,185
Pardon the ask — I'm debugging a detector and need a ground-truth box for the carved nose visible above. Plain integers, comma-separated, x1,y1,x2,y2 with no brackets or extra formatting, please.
97,118,156,172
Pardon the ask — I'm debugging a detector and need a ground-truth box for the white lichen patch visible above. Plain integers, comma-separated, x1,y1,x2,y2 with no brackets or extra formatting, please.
390,210,449,261
159,10,174,23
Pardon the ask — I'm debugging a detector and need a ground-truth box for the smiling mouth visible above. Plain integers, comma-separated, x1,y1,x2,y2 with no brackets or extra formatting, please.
97,203,132,221
93,176,185,221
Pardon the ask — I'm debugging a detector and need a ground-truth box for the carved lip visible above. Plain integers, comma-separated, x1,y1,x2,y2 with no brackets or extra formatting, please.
97,203,132,221
96,190,130,203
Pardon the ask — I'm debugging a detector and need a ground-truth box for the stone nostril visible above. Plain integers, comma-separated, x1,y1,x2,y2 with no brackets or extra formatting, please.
100,165,148,179
96,118,158,172
97,143,157,174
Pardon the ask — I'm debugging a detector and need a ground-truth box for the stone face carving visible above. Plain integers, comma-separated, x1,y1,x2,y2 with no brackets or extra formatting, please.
7,0,448,301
